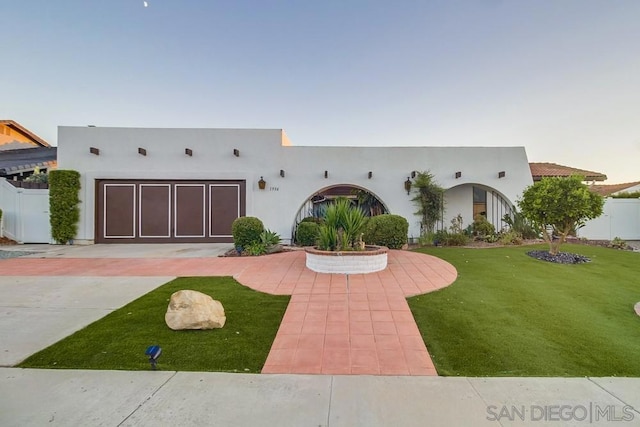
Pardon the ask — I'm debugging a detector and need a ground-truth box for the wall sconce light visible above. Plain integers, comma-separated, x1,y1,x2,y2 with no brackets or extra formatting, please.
233,149,240,157
280,169,285,177
89,147,100,155
185,148,193,156
324,170,328,178
258,176,266,190
498,171,506,178
404,177,412,194
138,147,147,156
455,171,462,179
411,171,416,179
368,171,373,179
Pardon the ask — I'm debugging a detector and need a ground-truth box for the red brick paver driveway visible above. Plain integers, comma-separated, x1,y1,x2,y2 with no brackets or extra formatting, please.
0,250,457,375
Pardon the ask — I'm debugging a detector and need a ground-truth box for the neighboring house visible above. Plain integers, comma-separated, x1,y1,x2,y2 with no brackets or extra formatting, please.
589,181,640,197
529,162,607,182
0,120,57,181
58,126,534,244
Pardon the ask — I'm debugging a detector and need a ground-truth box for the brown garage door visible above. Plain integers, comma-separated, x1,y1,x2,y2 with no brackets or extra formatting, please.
96,180,245,243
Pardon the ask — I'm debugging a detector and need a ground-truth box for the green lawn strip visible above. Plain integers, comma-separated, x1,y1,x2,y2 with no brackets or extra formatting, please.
19,277,290,373
408,244,640,376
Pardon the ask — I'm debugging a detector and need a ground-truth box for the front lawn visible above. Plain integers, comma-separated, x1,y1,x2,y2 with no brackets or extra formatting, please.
409,244,640,376
19,277,290,372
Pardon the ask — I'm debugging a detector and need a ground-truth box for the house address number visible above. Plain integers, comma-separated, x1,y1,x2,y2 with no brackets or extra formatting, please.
269,187,279,191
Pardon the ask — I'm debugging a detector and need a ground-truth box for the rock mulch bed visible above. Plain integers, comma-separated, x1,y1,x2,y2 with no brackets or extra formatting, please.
526,250,591,264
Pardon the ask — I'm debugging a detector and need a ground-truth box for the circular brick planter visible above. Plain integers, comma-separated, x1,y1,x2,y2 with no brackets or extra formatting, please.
304,245,388,274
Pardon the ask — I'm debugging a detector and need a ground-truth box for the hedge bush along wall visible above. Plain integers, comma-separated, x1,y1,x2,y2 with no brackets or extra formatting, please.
231,217,265,248
362,214,409,249
296,221,320,246
49,170,81,244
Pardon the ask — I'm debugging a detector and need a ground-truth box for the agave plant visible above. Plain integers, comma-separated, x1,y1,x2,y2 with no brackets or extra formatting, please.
317,198,366,251
260,229,281,246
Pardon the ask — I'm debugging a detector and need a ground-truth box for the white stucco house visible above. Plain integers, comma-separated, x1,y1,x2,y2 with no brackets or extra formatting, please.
57,126,533,245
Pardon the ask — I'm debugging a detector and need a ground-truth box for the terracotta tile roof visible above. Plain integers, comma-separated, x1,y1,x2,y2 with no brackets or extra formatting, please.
0,147,57,176
0,120,50,148
589,181,640,196
529,162,607,181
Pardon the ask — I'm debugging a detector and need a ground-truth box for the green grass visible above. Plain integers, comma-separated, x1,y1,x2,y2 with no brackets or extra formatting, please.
19,277,289,373
409,244,640,377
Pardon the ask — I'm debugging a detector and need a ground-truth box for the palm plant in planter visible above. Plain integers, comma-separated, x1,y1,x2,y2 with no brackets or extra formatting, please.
306,198,388,274
317,198,366,251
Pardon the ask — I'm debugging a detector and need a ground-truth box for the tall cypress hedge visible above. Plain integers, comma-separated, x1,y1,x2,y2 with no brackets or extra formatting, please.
49,170,81,244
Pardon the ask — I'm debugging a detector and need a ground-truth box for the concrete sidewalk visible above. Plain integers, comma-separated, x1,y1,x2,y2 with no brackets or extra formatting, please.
1,368,639,426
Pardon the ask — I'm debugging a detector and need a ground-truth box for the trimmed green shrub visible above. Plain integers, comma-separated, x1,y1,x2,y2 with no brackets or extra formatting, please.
362,214,408,249
296,222,320,246
446,232,469,246
432,229,469,246
231,217,264,248
49,170,81,244
300,216,323,224
472,214,495,237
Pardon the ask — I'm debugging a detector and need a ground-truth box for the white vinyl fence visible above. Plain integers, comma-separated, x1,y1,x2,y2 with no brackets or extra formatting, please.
0,178,51,243
578,198,640,240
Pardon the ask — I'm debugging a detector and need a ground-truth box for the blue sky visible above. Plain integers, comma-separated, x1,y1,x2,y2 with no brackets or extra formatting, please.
3,0,639,183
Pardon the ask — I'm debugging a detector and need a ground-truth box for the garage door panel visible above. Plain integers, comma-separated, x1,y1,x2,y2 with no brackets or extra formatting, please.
210,184,240,237
140,184,171,238
98,180,244,243
175,184,205,237
104,184,136,238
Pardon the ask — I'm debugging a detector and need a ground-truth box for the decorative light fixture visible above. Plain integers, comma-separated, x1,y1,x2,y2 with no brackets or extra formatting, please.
258,176,266,190
324,170,328,178
455,171,462,179
404,177,412,194
368,171,373,179
280,169,285,177
145,345,162,370
89,147,100,155
233,149,240,157
498,171,506,178
185,148,193,156
138,147,147,156
411,171,416,179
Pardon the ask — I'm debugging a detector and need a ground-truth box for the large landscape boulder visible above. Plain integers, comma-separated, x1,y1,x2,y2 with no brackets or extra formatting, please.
165,290,226,330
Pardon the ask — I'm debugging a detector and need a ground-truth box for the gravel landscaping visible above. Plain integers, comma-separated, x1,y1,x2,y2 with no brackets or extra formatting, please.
526,250,591,264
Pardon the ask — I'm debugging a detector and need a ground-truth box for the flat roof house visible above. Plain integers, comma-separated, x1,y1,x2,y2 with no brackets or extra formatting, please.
58,126,533,244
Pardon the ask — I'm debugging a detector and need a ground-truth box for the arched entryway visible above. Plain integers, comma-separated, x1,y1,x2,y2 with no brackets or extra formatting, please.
443,183,514,232
291,184,389,241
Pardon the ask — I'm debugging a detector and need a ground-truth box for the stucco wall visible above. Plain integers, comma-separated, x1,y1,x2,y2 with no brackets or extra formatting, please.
58,126,533,244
